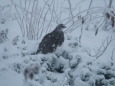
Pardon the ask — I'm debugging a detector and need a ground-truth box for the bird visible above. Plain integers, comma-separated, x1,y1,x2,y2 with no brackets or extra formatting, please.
32,24,66,54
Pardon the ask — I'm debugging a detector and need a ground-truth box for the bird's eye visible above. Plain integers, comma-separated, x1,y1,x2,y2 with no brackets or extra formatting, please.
61,24,66,28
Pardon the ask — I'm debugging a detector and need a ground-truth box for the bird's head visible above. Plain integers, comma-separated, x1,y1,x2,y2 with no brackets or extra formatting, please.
55,24,66,31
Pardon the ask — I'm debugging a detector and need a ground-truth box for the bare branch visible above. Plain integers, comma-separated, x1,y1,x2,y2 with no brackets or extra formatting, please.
79,26,83,43
44,0,55,34
11,0,56,40
65,16,104,33
111,48,115,60
39,0,53,39
64,7,104,25
64,7,105,32
85,36,113,59
109,0,113,8
67,0,74,24
87,0,93,15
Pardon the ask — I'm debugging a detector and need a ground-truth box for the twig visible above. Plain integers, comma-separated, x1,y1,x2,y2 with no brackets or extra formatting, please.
64,8,104,32
67,0,74,24
63,7,104,25
85,36,113,59
39,0,53,39
65,16,104,33
87,0,93,15
45,0,55,34
111,48,115,60
79,26,83,43
12,0,56,40
109,0,113,8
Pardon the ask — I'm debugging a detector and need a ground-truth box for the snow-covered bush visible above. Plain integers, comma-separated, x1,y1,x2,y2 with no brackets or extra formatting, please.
12,36,19,46
1,34,114,86
0,29,8,43
12,63,24,73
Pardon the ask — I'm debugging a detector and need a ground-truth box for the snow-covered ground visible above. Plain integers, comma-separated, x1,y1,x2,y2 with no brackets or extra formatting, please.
0,0,115,86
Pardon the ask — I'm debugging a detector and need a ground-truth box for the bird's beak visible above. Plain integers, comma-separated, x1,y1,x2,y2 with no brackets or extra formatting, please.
63,25,66,28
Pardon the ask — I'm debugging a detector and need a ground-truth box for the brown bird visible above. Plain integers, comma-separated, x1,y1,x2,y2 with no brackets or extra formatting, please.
32,24,66,54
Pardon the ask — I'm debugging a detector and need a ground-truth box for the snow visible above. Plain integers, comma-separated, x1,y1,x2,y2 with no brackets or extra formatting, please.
0,0,115,86
0,70,23,86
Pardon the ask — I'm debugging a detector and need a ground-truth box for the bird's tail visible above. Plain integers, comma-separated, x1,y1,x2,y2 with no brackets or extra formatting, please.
31,49,40,55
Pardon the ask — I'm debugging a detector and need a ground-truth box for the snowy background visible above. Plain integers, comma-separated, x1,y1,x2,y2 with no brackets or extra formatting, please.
0,0,115,86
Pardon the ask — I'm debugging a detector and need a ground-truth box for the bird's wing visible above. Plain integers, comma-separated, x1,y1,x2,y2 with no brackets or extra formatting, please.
42,32,54,42
40,31,64,47
39,32,55,48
